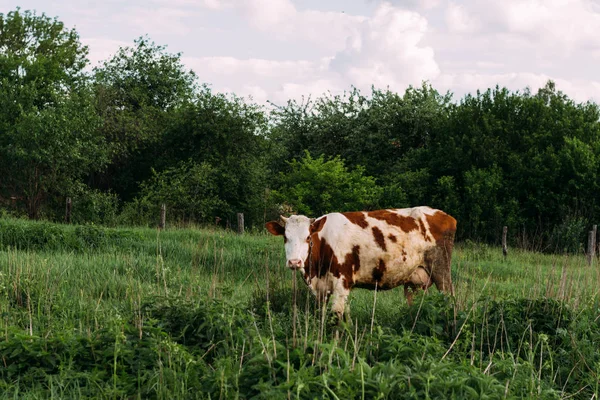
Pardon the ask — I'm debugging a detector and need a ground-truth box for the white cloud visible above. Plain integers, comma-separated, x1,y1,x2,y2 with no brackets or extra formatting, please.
500,0,600,50
449,0,600,53
183,56,334,104
241,0,296,27
151,0,233,9
446,2,480,33
69,0,600,105
419,0,443,10
199,0,232,9
194,0,367,54
181,2,441,104
115,7,193,36
330,3,439,92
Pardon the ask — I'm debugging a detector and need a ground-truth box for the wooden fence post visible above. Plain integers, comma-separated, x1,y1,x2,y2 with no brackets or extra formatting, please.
502,226,508,258
593,225,597,260
237,213,244,234
159,204,166,230
65,197,72,224
587,230,594,266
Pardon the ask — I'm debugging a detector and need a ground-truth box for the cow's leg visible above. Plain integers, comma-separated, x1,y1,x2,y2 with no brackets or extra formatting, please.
330,282,350,323
404,284,414,306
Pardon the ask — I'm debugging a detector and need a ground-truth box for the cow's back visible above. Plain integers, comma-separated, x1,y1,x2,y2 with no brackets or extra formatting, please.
315,207,456,292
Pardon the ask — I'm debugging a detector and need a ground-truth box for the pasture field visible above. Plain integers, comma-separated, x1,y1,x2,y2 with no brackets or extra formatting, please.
0,217,599,399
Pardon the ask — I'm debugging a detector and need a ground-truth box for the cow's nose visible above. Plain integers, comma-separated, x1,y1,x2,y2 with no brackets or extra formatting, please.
288,259,302,269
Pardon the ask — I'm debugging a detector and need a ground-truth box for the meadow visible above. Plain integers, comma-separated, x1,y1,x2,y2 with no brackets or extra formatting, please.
0,217,599,399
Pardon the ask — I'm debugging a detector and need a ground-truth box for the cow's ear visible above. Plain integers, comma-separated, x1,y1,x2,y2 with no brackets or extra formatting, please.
310,216,327,234
265,221,285,236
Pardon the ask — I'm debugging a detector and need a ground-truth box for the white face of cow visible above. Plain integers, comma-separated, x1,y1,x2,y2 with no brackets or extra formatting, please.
265,215,314,270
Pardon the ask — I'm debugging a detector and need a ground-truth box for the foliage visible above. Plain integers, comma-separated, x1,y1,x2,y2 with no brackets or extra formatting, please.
271,82,600,249
125,160,227,225
0,216,141,252
69,186,120,226
91,36,197,200
272,151,382,216
157,87,270,226
0,9,108,219
1,8,600,250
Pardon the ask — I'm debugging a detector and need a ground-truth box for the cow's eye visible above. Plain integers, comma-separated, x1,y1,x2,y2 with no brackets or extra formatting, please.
306,235,310,242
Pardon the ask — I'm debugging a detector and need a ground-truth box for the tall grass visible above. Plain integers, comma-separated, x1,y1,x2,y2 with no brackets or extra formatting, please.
0,216,599,398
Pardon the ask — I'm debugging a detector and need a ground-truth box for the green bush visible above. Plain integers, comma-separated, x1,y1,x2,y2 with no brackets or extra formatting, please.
548,215,588,253
0,217,142,252
70,187,120,226
120,160,227,226
272,151,382,216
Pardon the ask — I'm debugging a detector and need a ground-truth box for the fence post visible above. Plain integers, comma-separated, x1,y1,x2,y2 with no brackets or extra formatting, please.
502,226,508,258
587,230,594,266
159,204,166,230
237,213,244,234
593,225,598,261
65,197,72,224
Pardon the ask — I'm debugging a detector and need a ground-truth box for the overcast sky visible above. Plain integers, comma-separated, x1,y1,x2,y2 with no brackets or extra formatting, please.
3,0,600,105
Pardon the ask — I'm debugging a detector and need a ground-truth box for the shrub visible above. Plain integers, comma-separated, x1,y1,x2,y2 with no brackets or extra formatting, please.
271,151,382,216
120,160,227,226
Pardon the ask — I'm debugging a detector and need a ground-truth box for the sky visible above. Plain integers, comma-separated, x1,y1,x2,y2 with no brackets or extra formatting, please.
3,0,600,106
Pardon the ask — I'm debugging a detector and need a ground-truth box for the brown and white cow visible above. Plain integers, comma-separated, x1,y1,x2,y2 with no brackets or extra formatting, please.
265,207,456,320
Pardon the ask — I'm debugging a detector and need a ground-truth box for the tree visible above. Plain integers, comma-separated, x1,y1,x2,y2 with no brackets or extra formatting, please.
272,151,382,216
158,87,270,226
122,160,226,225
91,36,197,199
0,9,108,218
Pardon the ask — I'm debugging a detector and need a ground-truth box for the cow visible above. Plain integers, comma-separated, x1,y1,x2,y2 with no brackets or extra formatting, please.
265,207,456,321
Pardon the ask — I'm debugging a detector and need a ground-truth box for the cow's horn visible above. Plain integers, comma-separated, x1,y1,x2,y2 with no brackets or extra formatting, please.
309,218,315,224
279,215,289,224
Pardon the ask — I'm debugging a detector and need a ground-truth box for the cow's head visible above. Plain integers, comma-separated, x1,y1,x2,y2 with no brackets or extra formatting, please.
265,215,315,270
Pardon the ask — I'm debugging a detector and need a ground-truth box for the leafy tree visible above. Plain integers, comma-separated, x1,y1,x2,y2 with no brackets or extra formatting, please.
420,82,600,246
122,160,226,225
91,36,196,199
0,9,108,218
158,87,270,226
271,151,382,216
269,84,452,179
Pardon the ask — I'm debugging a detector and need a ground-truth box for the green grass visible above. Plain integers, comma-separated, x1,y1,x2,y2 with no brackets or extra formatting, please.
0,217,599,399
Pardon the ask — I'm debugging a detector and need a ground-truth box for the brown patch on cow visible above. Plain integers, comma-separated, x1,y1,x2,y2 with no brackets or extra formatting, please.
339,245,361,289
265,221,285,236
310,216,327,234
388,234,397,243
401,249,407,262
372,259,386,282
372,227,386,251
343,212,369,229
425,212,457,242
417,219,431,242
307,216,327,253
309,237,360,289
367,210,419,233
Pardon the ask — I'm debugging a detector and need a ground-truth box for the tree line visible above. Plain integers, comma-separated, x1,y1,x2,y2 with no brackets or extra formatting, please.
1,9,599,251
